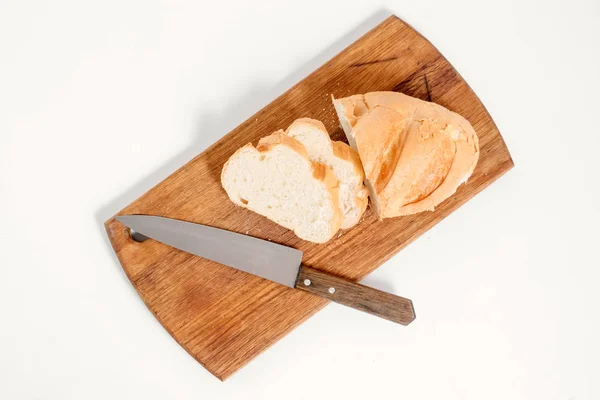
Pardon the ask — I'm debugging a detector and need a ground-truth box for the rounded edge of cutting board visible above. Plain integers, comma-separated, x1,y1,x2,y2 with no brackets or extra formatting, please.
104,14,513,381
104,218,216,377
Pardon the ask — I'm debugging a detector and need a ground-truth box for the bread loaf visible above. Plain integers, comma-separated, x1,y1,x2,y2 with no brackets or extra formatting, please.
333,91,479,218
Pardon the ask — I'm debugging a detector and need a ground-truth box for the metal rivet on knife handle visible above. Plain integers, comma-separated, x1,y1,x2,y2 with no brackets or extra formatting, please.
295,265,415,325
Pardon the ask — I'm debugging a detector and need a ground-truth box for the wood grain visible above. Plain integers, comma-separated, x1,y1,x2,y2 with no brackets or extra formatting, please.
105,15,513,381
296,266,415,325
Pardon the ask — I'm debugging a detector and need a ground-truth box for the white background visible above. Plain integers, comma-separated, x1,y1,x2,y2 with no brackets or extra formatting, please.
1,0,599,398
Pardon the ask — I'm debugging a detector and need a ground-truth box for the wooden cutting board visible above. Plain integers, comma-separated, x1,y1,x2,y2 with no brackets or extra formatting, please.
105,15,513,381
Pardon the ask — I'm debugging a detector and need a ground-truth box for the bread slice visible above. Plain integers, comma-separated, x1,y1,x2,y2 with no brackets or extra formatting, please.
285,118,368,229
333,91,479,218
221,131,342,243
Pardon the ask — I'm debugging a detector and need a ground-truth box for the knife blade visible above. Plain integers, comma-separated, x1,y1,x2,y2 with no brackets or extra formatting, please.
115,215,415,325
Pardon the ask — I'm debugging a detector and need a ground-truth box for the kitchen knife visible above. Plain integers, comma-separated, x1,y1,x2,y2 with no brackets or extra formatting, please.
115,215,415,325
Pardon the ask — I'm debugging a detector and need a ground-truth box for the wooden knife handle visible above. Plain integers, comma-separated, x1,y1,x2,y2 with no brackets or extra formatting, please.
295,265,415,325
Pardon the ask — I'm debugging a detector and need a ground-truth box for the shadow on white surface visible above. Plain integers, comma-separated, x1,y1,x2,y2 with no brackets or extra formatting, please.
94,9,393,295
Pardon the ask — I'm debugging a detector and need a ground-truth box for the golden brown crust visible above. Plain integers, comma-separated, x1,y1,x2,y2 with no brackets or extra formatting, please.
312,162,343,238
333,91,480,218
331,140,368,225
284,117,368,229
256,130,309,158
331,141,364,181
220,143,255,192
310,160,327,181
286,117,366,182
286,118,327,135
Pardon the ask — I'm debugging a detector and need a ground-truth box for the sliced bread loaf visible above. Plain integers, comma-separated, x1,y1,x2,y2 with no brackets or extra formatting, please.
285,118,368,229
221,131,342,243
